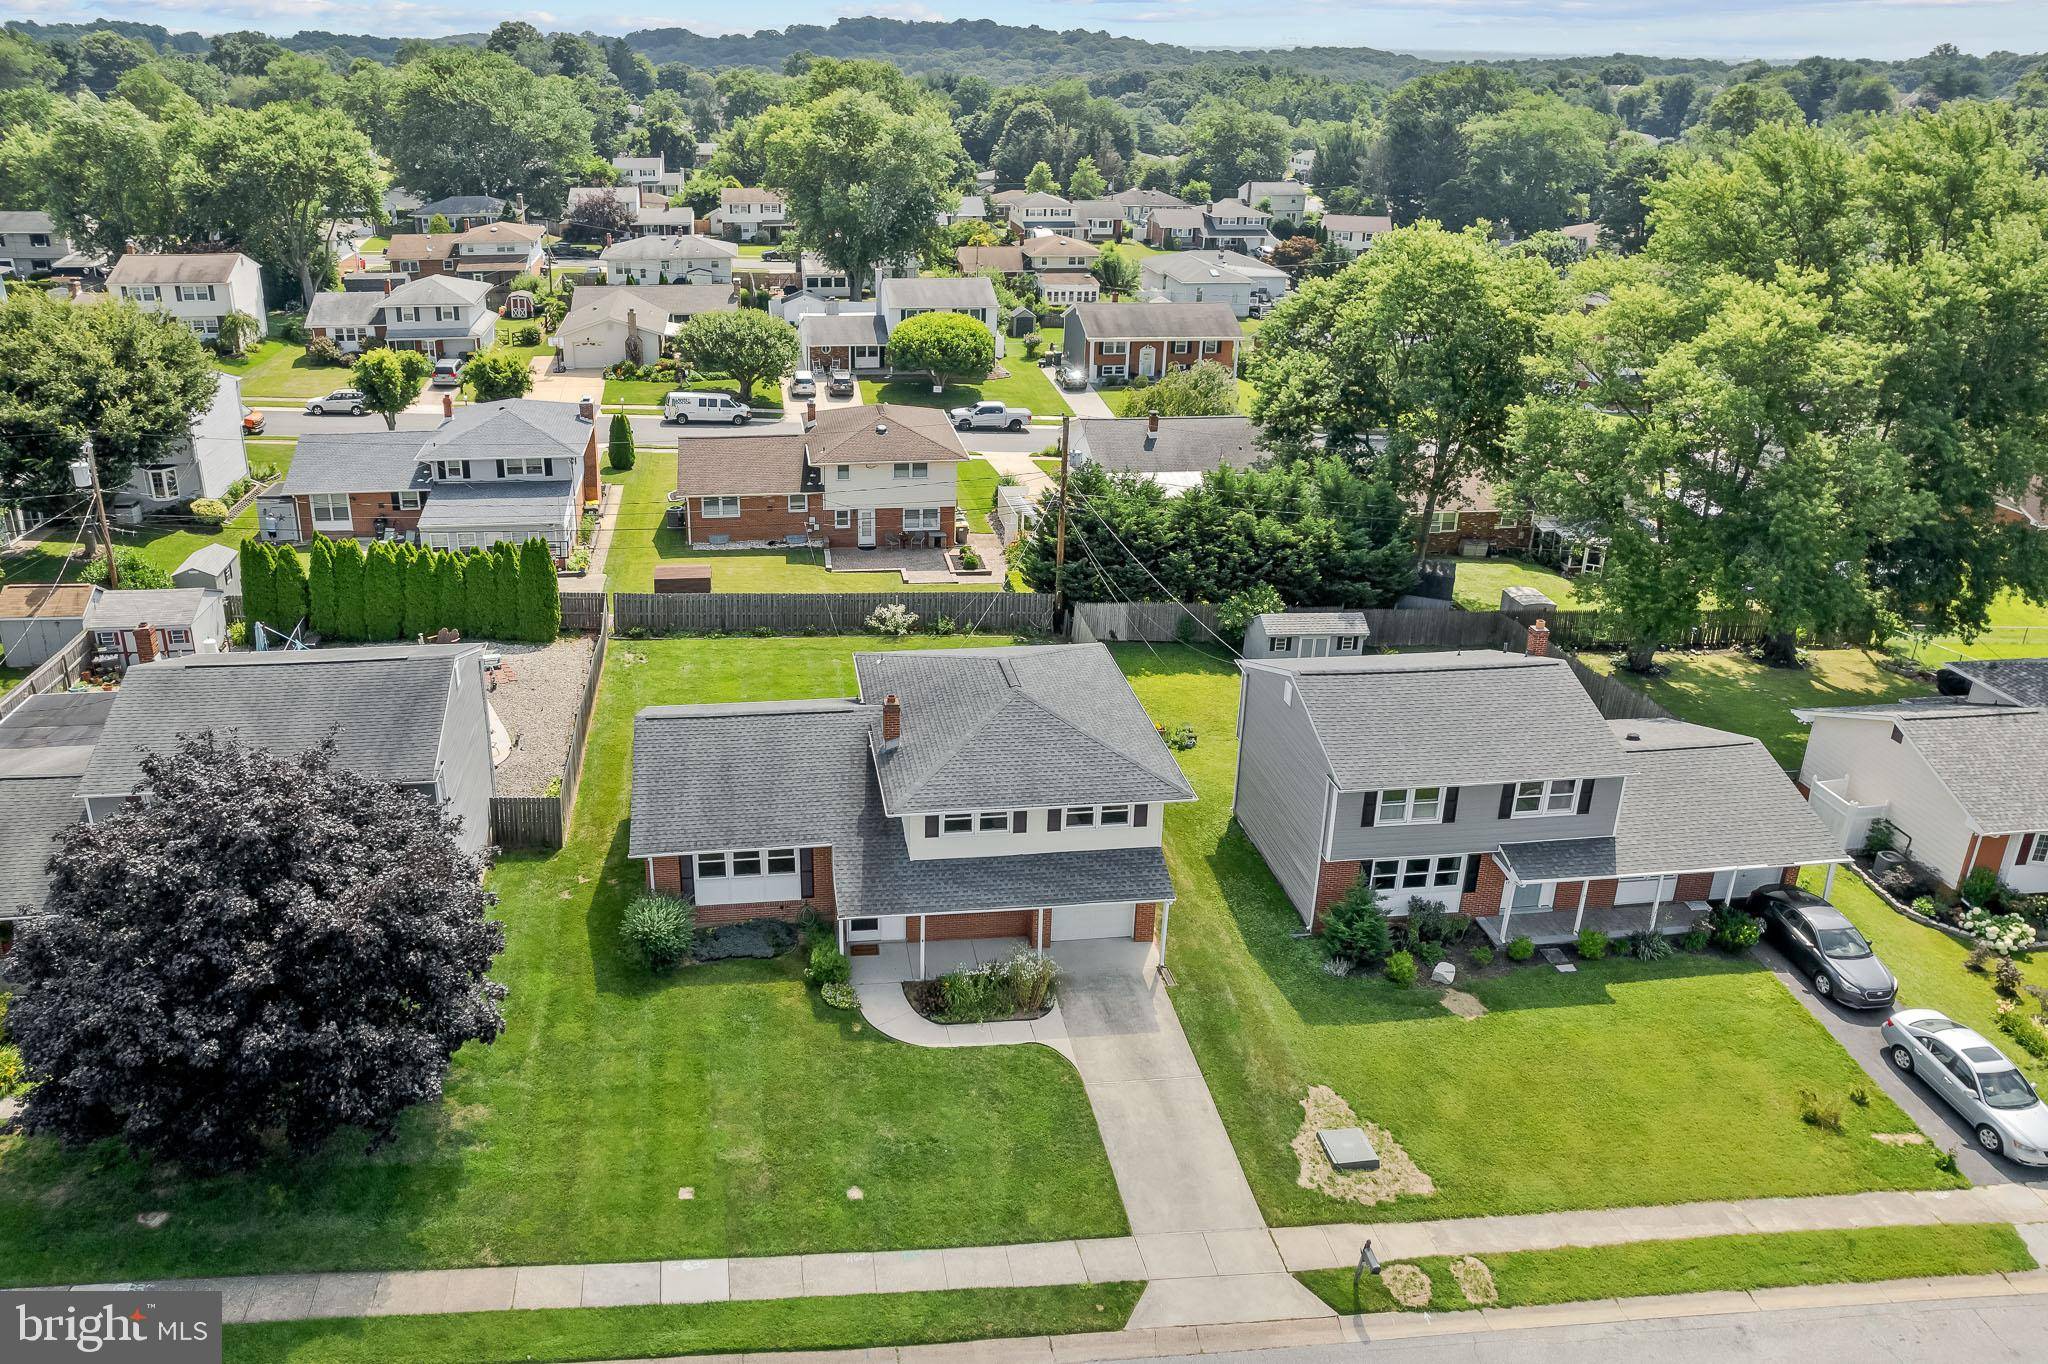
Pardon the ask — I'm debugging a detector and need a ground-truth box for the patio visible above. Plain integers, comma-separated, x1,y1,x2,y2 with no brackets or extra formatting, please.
1474,901,1715,949
823,542,1005,585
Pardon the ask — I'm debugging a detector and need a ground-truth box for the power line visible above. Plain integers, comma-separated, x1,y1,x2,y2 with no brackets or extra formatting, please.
1073,498,1243,658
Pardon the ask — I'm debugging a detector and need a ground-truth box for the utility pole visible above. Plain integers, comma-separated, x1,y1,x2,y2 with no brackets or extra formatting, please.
1052,413,1071,635
81,434,119,589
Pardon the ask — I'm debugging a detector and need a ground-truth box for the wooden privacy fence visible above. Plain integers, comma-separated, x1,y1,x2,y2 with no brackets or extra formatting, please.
0,631,95,722
560,591,605,633
1073,601,1524,650
1505,606,1871,654
489,607,612,851
613,590,1057,636
1563,654,1676,723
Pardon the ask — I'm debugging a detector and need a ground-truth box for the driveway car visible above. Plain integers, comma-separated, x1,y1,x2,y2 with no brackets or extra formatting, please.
950,400,1031,431
1748,884,1897,1008
305,389,366,416
826,369,856,397
241,406,266,435
790,370,817,398
1057,365,1088,392
432,358,464,388
663,390,751,425
1882,1010,2048,1163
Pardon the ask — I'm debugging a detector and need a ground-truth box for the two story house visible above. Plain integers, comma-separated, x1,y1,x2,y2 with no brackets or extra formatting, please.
600,234,737,285
259,399,600,560
565,186,694,239
611,155,671,190
408,196,507,232
1006,193,1075,235
0,211,70,276
305,275,497,358
1323,214,1394,257
711,188,789,242
384,222,545,298
1139,251,1288,318
123,373,251,509
676,403,964,550
877,275,1002,352
1144,202,1276,255
629,643,1196,967
1063,302,1241,383
1019,233,1100,275
1233,642,1845,945
105,253,267,344
1238,181,1308,218
1070,201,1126,242
1107,189,1189,232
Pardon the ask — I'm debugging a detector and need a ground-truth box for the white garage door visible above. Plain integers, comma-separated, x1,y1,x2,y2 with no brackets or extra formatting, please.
1050,902,1135,941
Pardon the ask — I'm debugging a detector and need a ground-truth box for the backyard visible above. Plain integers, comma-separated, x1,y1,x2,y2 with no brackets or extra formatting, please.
0,635,1126,1288
1109,644,1958,1229
1441,556,1582,613
1900,589,2048,664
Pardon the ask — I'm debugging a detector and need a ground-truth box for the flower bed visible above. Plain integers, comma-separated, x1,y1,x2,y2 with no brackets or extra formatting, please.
903,949,1059,1024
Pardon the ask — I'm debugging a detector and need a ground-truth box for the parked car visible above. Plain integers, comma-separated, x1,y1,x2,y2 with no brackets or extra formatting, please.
305,389,366,416
949,400,1032,431
1882,1010,2048,1163
431,358,464,387
241,406,266,435
826,369,856,397
663,390,751,425
1747,884,1897,1008
1056,365,1088,392
789,370,817,398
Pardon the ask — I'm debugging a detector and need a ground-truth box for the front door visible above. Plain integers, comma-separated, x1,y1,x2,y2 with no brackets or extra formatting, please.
1138,345,1157,378
857,508,876,548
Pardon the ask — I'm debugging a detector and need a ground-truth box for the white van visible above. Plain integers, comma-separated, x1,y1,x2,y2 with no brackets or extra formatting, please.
663,390,752,425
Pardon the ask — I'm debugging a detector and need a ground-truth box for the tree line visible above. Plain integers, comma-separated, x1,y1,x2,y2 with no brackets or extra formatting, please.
239,536,561,645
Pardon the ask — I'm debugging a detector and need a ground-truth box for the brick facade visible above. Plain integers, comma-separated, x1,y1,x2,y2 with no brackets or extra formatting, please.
1674,872,1715,901
644,847,836,926
1583,878,1618,909
1459,854,1507,917
688,496,957,549
1313,859,1362,929
919,910,1036,942
1089,337,1237,378
1133,902,1159,943
1422,510,1533,557
1552,880,1584,912
293,492,425,543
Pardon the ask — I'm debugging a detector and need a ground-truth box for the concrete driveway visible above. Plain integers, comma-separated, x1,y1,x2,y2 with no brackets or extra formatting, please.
1757,941,2048,1188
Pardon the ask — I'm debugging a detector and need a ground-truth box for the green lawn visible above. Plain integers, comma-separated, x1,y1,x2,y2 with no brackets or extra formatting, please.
0,636,1126,1286
1905,590,2048,664
1110,644,1957,1229
958,457,1003,534
599,448,996,594
1439,556,1582,613
861,359,1072,419
602,378,783,411
357,236,390,253
0,667,28,695
1577,649,1929,769
1034,457,1062,479
1805,866,2048,1080
1297,1223,2031,1315
224,1283,1142,1364
218,339,355,402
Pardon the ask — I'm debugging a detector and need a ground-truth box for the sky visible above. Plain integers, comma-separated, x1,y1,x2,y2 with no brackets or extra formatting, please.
14,0,2048,62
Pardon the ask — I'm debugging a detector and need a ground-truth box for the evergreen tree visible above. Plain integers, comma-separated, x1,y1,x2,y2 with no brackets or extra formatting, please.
490,541,522,639
607,412,635,471
271,548,309,634
238,539,274,635
434,550,466,636
517,537,561,642
462,548,496,638
401,544,435,639
307,536,337,637
331,539,368,640
364,541,403,640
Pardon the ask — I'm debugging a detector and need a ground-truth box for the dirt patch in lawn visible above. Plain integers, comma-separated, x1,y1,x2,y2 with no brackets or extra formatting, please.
1382,1263,1434,1308
1292,1085,1435,1207
1449,1256,1497,1305
1873,1132,1929,1146
1439,988,1487,1019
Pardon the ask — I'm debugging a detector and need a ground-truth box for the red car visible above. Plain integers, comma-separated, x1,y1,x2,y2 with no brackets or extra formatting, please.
241,407,266,435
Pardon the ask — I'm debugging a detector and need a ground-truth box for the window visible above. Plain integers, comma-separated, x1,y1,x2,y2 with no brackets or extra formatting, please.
903,507,941,532
1335,635,1359,652
700,496,740,519
833,509,852,529
1171,340,1190,355
731,850,762,877
1064,806,1096,828
786,494,808,513
1099,340,1127,356
502,456,547,477
434,460,467,481
1429,509,1460,534
145,467,179,500
892,462,928,481
173,283,214,303
1368,855,1465,893
1099,805,1131,826
1512,778,1581,817
129,285,160,302
977,811,1011,832
309,492,351,526
697,852,727,879
836,465,850,481
396,491,422,511
941,813,975,834
1201,340,1220,355
2030,836,2048,865
1270,635,1293,654
1376,786,1443,826
167,628,190,646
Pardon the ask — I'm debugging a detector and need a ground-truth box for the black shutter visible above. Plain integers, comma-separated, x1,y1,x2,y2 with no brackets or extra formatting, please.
2021,834,2036,864
1134,804,1149,828
1014,810,1028,834
1048,808,1063,831
924,815,940,837
1360,791,1377,827
1577,780,1596,815
799,848,815,897
1443,787,1459,824
1497,785,1515,819
1462,856,1481,893
678,856,695,899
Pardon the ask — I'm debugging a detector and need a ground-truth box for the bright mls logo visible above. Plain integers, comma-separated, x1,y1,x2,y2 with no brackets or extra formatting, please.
2,1291,220,1362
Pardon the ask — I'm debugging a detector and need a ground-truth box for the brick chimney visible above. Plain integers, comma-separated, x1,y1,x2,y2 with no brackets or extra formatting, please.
805,399,817,425
881,694,902,746
1526,618,1550,657
442,392,454,418
132,624,156,665
383,276,394,294
1147,410,1159,434
579,395,596,423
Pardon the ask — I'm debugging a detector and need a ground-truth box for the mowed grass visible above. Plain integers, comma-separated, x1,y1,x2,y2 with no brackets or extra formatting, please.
217,339,355,402
1439,556,1582,613
1907,589,2048,664
958,457,1001,534
1577,649,1929,769
861,361,1071,420
1296,1223,2032,1314
599,446,996,594
223,1283,1144,1364
0,636,1125,1286
1109,644,1957,1228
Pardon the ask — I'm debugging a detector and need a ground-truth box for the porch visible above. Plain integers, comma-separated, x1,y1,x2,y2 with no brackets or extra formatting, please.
1475,900,1714,949
848,935,1156,984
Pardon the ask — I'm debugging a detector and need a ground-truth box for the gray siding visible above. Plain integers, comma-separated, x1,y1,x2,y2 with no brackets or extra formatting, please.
1328,777,1625,862
1233,666,1334,924
434,652,496,856
0,616,86,670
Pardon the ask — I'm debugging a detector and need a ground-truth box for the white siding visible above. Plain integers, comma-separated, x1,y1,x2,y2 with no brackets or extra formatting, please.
1799,715,1977,885
820,461,960,514
899,807,1161,862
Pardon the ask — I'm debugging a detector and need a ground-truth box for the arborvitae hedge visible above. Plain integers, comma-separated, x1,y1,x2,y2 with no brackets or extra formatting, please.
308,537,337,636
364,541,403,640
271,547,309,633
462,547,496,638
238,540,274,634
518,536,561,641
490,541,521,639
331,539,368,640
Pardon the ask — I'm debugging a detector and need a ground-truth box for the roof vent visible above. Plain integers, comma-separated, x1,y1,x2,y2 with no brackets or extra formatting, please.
1624,731,1640,742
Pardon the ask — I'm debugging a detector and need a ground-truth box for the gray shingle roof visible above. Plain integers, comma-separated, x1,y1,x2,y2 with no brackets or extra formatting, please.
1070,302,1241,341
852,843,1174,917
1895,706,2048,833
0,211,56,234
175,543,239,576
418,195,504,218
384,274,493,310
879,276,999,310
561,284,736,333
417,400,594,464
414,479,577,529
280,430,434,496
1147,207,1207,231
1074,416,1266,475
856,644,1195,814
1251,651,1633,791
78,645,481,798
600,235,736,262
0,692,113,780
800,311,889,348
305,289,385,329
82,589,214,631
1497,720,1847,881
0,693,111,915
1323,214,1393,234
106,253,247,286
1946,658,2048,707
1253,611,1375,638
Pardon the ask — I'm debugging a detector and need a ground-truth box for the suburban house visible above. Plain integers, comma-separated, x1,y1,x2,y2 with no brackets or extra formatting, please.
1006,193,1075,234
1561,222,1604,254
0,211,70,276
1070,200,1127,242
84,588,228,668
1019,233,1100,275
0,584,100,669
105,253,268,344
611,155,672,190
408,196,507,232
259,399,600,559
1142,206,1207,250
675,403,965,550
565,186,695,238
1038,272,1100,305
710,188,790,242
1322,214,1394,256
305,275,498,358
77,644,497,856
1238,181,1308,217
553,283,737,369
384,222,546,296
877,275,1003,351
797,254,854,299
1106,188,1189,231
1233,645,1846,944
1794,657,2048,896
1062,302,1242,383
794,302,889,375
1144,202,1276,255
1241,611,1374,659
1139,251,1288,317
1290,148,1316,179
600,234,737,285
1072,414,1266,493
955,244,1026,277
122,373,250,510
938,194,987,226
0,692,114,930
1423,473,1535,557
628,643,1196,967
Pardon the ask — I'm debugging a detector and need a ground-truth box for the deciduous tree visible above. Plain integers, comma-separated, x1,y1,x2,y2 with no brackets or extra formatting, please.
674,308,799,405
351,348,434,431
885,311,994,391
462,349,533,403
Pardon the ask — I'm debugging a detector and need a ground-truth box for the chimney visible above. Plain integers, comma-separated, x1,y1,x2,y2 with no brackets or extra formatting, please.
132,624,156,665
1147,410,1159,434
579,395,596,423
383,276,394,294
1526,618,1550,658
442,392,454,418
805,400,816,424
881,694,902,746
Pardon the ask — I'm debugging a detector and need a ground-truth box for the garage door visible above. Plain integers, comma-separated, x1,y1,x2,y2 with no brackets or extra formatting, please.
1050,902,1135,941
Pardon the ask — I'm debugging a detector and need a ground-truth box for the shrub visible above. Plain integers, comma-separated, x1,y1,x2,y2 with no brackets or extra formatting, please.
959,546,983,570
1412,942,1445,972
694,918,800,960
1912,894,1941,918
1384,950,1417,986
304,335,348,366
1966,942,1995,973
623,895,695,972
1996,1003,2048,1062
1216,583,1286,639
0,1044,20,1096
1679,927,1711,953
820,981,859,1010
1862,819,1896,854
1322,882,1392,968
1627,930,1674,961
806,939,851,987
1405,899,1448,945
1798,1089,1843,1133
1469,943,1494,968
1961,866,2005,908
608,412,635,471
507,322,543,347
1157,721,1197,751
1849,1086,1870,1108
1576,927,1609,960
1002,948,1059,1014
1506,935,1535,962
1959,906,2032,955
1878,861,1938,901
865,603,917,637
2008,892,2048,931
273,313,305,343
938,967,1009,1022
1996,956,2026,997
1709,903,1762,951
78,547,171,589
1935,1146,1960,1176
1609,935,1632,958
188,497,229,526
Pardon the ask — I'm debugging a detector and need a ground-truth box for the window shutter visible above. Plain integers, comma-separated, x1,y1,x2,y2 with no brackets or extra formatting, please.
1462,856,1481,893
799,848,815,897
678,857,695,899
1443,787,1459,824
2020,834,2035,864
1577,780,1596,815
1360,791,1377,827
1048,808,1062,831
1014,810,1028,834
924,815,940,838
1497,785,1515,819
1134,803,1149,827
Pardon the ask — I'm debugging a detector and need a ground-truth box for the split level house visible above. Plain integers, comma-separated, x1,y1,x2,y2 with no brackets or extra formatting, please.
123,372,251,511
1006,193,1075,234
629,643,1196,968
1232,640,1847,946
788,276,1004,375
1795,657,2048,896
600,235,736,286
1322,214,1393,257
259,398,600,560
1238,181,1308,218
1139,251,1288,317
676,403,964,550
552,283,737,370
306,275,497,358
105,252,267,344
563,186,695,239
1063,302,1242,383
1144,201,1276,255
384,222,546,299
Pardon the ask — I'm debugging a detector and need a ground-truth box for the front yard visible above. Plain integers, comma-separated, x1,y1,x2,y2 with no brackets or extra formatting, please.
1111,644,1959,1229
217,339,354,402
860,361,1071,420
0,635,1126,1286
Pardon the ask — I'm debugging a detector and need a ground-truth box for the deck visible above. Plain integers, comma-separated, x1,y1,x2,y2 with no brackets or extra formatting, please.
1475,900,1714,949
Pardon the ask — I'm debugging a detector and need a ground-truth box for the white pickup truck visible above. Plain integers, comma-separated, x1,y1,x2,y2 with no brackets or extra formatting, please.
948,400,1032,432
